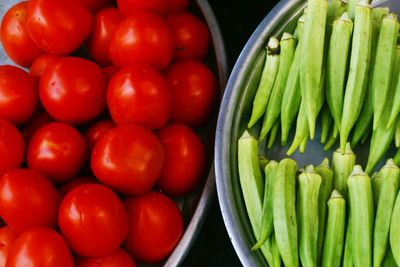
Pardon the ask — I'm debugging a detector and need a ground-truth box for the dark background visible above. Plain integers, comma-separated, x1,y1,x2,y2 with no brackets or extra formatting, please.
181,0,279,266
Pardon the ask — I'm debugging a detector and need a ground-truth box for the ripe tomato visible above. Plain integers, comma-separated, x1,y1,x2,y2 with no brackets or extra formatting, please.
109,12,174,69
166,0,189,14
91,125,165,195
25,0,93,54
165,59,217,127
117,0,168,16
0,119,24,178
27,122,87,183
59,176,98,196
84,120,116,152
87,8,123,67
0,169,61,233
40,57,107,124
157,124,206,196
102,65,119,80
107,64,171,129
76,248,137,267
0,1,44,67
166,12,210,60
0,65,38,125
80,0,115,14
6,227,74,267
59,184,129,257
123,191,183,263
22,111,54,142
29,53,62,82
0,226,18,267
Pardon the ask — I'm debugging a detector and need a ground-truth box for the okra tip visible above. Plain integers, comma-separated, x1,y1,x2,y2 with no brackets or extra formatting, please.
383,158,399,169
240,130,253,140
267,36,280,55
330,189,344,199
351,165,365,176
335,142,354,155
318,158,330,169
304,164,315,173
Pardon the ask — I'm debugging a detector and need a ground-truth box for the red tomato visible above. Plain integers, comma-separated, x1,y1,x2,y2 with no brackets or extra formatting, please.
0,119,24,178
0,65,38,125
26,0,93,54
87,8,123,67
29,53,62,82
165,60,217,127
109,12,174,69
27,122,87,183
84,120,116,152
80,0,115,14
59,177,98,196
22,111,54,142
59,184,129,257
76,248,137,267
166,12,210,60
0,1,44,67
102,65,119,80
107,64,171,129
166,0,189,14
6,227,74,267
39,57,107,124
157,124,206,196
91,125,165,195
0,226,18,267
117,0,167,16
123,191,183,263
0,169,61,233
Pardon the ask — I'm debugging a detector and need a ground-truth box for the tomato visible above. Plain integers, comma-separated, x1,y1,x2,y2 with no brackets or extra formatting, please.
165,60,217,127
166,0,189,14
84,120,116,152
27,122,87,184
102,65,119,80
0,65,38,125
0,1,44,67
91,125,164,195
123,191,183,263
0,120,24,178
40,57,107,124
107,64,171,129
59,176,98,196
157,124,206,196
0,169,61,233
22,111,54,142
109,12,174,69
87,8,123,67
76,248,137,267
26,0,93,54
29,54,62,82
166,12,210,60
0,226,18,267
59,184,129,257
117,0,167,16
80,0,115,14
6,227,74,267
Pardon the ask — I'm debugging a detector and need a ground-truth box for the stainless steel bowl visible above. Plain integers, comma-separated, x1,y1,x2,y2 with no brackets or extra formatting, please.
215,0,396,266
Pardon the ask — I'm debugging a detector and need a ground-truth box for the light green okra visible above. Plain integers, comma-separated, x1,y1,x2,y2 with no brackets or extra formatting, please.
264,234,282,267
342,211,353,267
332,143,356,199
267,120,279,149
386,45,400,129
390,190,400,265
371,172,382,211
396,117,400,148
324,123,339,151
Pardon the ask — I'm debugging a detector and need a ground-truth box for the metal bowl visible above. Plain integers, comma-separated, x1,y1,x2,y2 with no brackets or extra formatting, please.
215,0,396,266
0,1,228,266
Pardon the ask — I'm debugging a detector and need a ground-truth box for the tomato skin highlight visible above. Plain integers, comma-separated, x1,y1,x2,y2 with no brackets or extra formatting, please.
123,191,183,263
75,248,137,267
84,119,116,152
6,227,74,267
58,184,129,257
91,125,165,195
25,0,93,55
0,1,44,67
0,169,61,233
0,226,19,267
117,0,168,16
29,53,62,82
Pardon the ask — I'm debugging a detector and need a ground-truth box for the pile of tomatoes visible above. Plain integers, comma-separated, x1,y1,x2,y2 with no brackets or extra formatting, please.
0,0,218,266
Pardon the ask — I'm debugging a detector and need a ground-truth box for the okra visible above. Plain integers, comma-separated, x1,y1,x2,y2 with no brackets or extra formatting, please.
347,165,374,267
259,33,296,141
273,158,299,267
299,133,309,154
299,0,327,140
298,165,322,267
395,117,400,147
371,172,382,211
324,123,339,151
332,143,356,199
386,45,400,129
390,190,400,265
373,159,400,267
321,190,346,267
395,148,400,166
320,105,332,144
326,12,353,130
259,156,269,170
267,120,279,149
382,249,397,267
252,161,279,250
372,14,399,130
264,234,282,267
342,211,353,267
247,37,280,128
340,0,372,152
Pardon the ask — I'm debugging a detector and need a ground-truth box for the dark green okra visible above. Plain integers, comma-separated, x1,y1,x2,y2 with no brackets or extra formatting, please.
390,190,400,265
264,234,282,267
320,105,332,144
267,120,279,149
324,123,339,151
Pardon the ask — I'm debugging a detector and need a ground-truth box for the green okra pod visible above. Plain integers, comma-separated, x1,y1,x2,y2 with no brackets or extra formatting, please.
340,0,372,152
390,190,400,265
347,165,374,267
273,158,299,267
259,156,269,170
248,37,280,128
332,143,356,199
321,190,346,267
320,105,332,144
386,45,400,129
298,165,322,267
373,159,400,267
394,148,400,166
299,133,309,154
267,120,279,149
326,12,353,130
371,172,382,211
324,123,339,151
372,14,399,130
342,211,353,267
395,117,400,147
300,0,327,140
264,234,282,267
259,33,296,141
382,249,397,267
